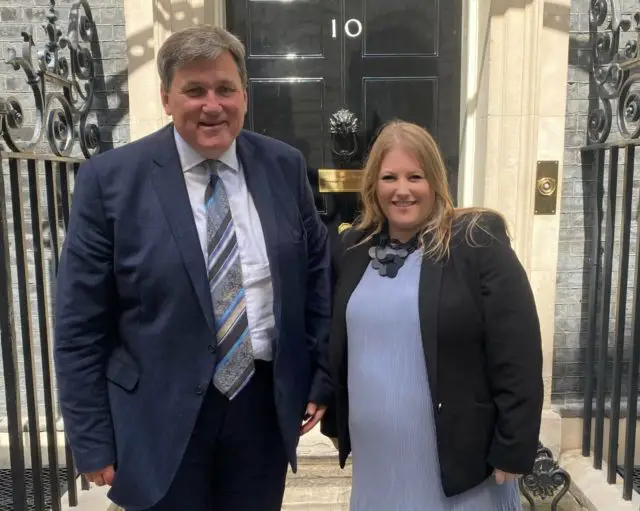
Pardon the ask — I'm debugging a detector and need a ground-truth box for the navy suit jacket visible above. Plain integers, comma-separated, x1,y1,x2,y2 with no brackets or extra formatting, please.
54,125,332,509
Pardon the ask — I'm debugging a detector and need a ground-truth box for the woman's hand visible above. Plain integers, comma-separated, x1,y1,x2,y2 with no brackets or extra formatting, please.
494,469,519,485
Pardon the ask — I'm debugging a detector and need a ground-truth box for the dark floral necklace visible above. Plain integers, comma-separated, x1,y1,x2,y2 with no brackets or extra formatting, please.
368,230,420,278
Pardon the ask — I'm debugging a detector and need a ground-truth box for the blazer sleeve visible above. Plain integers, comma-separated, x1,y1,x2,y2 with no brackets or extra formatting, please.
476,213,544,475
295,152,333,407
54,158,117,474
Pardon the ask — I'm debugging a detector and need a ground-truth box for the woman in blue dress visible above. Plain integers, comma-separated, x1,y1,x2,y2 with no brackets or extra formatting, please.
321,121,543,511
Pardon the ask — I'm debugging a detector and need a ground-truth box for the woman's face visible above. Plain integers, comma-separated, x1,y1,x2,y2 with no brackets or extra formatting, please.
376,147,435,241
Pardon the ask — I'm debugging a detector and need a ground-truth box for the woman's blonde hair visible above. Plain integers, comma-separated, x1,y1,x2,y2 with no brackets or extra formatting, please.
354,120,505,260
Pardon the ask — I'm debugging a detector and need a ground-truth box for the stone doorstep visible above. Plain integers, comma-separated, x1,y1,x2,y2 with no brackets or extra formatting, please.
558,450,640,511
60,428,592,511
283,456,590,511
296,424,339,457
59,483,113,511
71,464,589,510
284,457,352,504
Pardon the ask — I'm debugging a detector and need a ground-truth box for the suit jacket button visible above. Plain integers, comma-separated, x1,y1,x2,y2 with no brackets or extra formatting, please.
208,345,215,354
195,385,204,396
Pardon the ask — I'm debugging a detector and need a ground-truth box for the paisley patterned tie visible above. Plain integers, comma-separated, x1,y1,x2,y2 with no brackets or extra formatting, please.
206,161,254,399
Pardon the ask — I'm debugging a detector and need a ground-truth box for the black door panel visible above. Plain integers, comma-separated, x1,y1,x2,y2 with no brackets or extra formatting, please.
226,0,462,234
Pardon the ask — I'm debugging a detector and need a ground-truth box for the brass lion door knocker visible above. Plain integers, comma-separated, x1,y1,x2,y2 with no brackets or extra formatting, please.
329,108,359,164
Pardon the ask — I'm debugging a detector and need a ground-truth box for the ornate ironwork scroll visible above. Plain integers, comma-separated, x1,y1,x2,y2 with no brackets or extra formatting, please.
588,0,640,144
0,0,100,158
519,442,572,510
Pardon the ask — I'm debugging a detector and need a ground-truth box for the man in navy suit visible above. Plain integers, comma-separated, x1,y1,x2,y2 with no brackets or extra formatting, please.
54,25,332,511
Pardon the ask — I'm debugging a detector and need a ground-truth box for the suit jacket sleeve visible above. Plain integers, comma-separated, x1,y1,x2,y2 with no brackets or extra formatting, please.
54,158,116,474
476,213,544,474
295,153,333,406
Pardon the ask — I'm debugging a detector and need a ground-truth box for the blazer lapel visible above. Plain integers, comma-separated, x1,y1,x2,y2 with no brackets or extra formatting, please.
150,125,215,333
418,254,443,407
331,238,370,386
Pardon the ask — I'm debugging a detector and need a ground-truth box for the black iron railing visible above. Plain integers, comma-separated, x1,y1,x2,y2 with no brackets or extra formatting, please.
580,140,640,501
0,153,88,511
0,0,101,508
578,0,640,500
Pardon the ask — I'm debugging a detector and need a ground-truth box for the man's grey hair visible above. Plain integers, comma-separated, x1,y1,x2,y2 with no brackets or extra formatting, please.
157,25,248,91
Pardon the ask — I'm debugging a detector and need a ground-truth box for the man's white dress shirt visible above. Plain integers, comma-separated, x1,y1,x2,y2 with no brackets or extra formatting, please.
174,129,275,361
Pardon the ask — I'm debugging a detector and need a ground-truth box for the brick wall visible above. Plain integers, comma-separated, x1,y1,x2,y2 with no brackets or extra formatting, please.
0,0,130,155
555,0,640,415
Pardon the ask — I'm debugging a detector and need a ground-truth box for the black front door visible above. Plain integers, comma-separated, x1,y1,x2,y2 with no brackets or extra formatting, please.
226,0,462,234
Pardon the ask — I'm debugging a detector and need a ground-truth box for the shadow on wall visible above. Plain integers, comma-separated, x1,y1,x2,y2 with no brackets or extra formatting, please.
98,0,215,151
460,0,570,161
571,20,606,404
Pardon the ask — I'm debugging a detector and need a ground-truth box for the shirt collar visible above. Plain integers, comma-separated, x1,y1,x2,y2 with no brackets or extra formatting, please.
173,127,239,173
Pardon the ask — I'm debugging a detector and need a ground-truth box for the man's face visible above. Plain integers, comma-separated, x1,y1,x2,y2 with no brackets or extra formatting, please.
161,51,247,159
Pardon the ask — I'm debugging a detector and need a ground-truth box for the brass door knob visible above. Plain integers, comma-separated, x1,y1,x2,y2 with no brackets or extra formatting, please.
536,177,557,197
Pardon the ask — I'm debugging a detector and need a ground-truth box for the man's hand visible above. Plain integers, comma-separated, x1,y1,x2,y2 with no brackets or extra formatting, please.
494,469,518,485
300,402,327,435
85,465,115,487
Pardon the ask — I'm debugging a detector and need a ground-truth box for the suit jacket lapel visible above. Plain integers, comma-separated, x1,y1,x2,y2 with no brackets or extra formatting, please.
418,254,443,407
150,125,215,333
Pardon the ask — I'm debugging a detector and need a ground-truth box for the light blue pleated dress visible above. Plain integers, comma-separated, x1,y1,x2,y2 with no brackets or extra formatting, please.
346,251,521,511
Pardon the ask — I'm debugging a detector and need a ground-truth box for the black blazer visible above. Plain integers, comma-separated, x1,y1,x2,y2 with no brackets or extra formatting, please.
321,212,543,497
